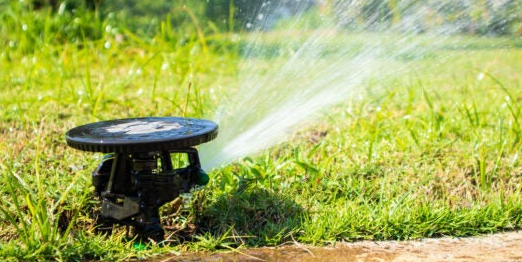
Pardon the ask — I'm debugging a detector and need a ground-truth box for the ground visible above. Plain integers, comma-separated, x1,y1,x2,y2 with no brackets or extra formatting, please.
150,231,522,262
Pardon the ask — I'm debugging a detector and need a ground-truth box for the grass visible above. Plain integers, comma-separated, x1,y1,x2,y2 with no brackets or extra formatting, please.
1,2,522,261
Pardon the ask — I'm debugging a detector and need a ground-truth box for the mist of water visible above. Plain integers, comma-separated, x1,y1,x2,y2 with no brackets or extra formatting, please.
199,0,512,170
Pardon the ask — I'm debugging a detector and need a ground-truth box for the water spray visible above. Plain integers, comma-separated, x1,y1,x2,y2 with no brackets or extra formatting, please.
66,117,218,242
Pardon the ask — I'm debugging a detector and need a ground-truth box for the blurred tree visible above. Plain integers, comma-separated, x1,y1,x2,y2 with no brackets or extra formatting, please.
361,0,392,29
331,0,522,35
25,0,522,36
204,0,315,31
204,0,235,30
32,0,103,10
484,0,522,35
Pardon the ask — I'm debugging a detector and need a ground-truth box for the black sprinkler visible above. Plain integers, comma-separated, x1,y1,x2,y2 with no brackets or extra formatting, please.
66,117,218,242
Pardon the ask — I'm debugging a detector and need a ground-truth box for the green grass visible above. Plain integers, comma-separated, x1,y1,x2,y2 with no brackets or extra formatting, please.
2,3,522,261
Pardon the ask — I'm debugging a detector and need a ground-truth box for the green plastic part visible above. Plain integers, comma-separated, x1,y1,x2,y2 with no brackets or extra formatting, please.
195,169,209,185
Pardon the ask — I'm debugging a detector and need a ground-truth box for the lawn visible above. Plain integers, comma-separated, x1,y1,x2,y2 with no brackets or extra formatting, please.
1,2,522,261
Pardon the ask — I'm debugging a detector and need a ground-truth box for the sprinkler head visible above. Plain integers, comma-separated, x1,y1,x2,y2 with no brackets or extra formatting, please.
66,117,218,242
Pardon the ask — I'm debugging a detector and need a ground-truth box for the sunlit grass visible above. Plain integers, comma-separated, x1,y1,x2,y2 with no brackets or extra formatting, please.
1,2,522,261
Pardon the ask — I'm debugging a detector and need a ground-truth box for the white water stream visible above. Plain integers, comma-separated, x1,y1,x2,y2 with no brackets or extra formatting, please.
199,0,515,170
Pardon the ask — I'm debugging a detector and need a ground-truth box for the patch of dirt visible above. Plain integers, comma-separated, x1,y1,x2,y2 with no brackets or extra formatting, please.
154,231,522,262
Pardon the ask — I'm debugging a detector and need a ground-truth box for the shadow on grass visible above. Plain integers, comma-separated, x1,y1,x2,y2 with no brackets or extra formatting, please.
195,187,306,246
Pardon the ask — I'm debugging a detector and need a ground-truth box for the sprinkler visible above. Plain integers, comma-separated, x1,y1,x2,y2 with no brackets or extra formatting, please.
66,117,218,242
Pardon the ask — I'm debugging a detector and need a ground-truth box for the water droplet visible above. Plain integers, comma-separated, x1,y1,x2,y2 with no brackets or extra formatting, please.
58,3,66,15
231,34,240,42
161,63,169,71
69,164,84,171
246,23,253,29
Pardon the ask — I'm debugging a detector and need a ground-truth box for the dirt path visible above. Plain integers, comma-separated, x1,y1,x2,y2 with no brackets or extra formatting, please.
156,231,522,262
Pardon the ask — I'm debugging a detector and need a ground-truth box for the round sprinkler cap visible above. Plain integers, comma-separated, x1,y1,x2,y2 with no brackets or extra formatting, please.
66,117,218,153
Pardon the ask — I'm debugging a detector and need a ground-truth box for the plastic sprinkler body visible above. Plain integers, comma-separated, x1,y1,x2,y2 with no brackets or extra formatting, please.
66,117,218,242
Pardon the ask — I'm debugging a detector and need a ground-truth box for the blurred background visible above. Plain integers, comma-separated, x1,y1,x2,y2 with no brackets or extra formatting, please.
13,0,522,39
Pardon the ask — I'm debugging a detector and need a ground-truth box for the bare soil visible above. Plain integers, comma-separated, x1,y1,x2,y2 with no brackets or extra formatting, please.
152,231,522,262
